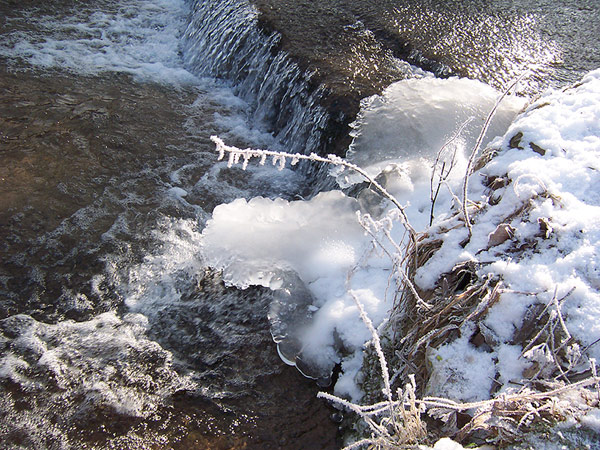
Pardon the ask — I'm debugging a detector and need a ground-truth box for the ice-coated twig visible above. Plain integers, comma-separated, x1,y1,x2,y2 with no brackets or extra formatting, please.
430,116,473,226
317,391,392,440
211,135,417,240
356,212,431,311
591,358,600,402
350,290,394,405
513,173,548,200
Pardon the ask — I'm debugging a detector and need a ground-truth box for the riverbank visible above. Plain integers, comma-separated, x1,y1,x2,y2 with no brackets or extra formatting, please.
339,69,600,448
207,69,600,448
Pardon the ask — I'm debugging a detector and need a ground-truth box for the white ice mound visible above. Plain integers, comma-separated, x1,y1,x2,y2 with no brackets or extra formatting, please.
201,191,380,384
337,76,526,187
200,191,366,289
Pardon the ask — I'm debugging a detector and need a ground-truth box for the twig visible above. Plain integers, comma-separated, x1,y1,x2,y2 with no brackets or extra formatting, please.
462,73,529,238
430,117,473,226
211,136,418,240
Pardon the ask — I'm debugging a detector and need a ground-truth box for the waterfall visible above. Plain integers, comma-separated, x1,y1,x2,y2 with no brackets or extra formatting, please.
182,0,330,157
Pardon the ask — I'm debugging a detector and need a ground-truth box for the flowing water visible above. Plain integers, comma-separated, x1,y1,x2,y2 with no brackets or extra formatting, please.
0,0,598,448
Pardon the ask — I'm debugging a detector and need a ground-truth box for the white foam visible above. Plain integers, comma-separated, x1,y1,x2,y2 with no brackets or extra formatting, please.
0,0,198,84
0,312,194,418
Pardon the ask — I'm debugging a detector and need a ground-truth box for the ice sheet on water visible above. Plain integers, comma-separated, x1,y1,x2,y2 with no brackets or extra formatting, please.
340,77,525,183
201,191,367,289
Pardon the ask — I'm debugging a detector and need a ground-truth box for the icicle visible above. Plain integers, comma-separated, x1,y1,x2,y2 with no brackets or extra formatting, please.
211,135,226,161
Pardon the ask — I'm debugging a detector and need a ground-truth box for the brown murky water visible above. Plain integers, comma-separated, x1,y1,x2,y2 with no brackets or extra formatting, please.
0,67,340,449
0,7,339,444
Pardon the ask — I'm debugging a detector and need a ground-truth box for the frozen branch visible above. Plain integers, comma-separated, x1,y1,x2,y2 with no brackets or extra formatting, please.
210,136,417,240
462,72,529,238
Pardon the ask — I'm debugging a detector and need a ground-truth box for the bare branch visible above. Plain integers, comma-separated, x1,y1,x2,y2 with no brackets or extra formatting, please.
462,72,529,238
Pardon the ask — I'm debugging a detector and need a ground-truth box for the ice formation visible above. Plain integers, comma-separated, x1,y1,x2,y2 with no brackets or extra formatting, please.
201,76,525,395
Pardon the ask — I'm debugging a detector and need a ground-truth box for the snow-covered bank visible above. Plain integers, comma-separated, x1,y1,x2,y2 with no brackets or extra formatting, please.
205,68,600,447
202,76,525,396
419,68,600,402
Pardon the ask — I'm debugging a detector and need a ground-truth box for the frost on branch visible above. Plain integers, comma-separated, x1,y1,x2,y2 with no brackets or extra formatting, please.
210,135,417,240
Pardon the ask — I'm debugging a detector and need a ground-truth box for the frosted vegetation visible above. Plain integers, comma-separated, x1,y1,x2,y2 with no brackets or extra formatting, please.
204,70,600,447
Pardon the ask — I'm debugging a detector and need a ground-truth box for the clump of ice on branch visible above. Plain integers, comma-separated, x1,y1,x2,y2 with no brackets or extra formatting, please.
200,191,391,383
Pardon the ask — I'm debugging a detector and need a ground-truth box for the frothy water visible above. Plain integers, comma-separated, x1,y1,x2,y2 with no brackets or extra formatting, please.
0,0,196,84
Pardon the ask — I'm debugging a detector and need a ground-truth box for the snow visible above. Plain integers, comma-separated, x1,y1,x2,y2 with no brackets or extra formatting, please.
581,408,600,433
425,323,496,402
419,69,600,400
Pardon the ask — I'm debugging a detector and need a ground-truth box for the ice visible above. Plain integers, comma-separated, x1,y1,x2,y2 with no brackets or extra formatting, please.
335,77,526,232
201,76,530,397
203,69,600,423
338,76,526,186
201,191,380,383
201,191,367,289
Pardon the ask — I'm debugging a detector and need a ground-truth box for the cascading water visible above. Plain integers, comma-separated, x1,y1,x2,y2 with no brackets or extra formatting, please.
182,0,329,156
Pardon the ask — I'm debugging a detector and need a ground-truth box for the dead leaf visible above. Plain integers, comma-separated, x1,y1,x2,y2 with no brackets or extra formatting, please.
488,223,516,248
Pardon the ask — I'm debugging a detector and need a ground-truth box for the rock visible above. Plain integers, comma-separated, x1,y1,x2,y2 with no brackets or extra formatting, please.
529,142,547,155
509,131,524,149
